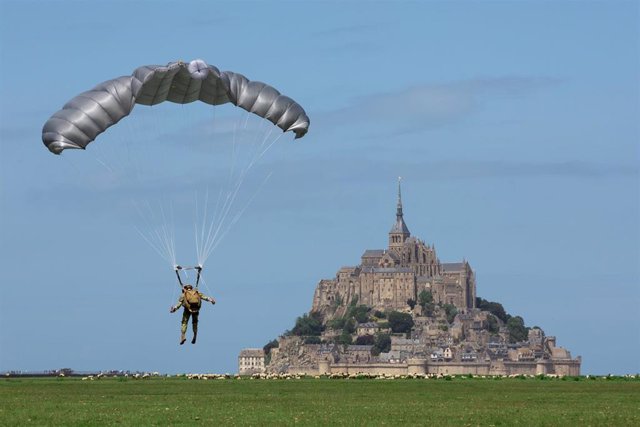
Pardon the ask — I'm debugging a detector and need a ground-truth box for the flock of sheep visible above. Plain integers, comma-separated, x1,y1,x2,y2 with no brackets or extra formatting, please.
183,372,638,380
76,372,638,381
81,372,161,380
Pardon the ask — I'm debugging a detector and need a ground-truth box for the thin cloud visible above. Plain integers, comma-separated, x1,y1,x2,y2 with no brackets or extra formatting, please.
304,157,633,197
417,160,639,180
313,76,562,135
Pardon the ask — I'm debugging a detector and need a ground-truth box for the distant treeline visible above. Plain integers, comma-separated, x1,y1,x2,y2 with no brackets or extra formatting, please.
3,370,142,378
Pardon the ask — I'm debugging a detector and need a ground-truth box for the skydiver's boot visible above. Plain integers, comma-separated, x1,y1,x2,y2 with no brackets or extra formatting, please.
191,323,198,344
180,333,186,345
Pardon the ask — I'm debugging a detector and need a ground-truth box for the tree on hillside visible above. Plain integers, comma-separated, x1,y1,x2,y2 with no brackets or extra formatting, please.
304,336,322,344
346,305,371,323
373,310,386,319
419,290,433,306
326,305,370,333
377,321,390,329
487,314,499,334
443,304,458,324
337,330,353,346
355,335,375,345
372,333,391,355
388,311,414,333
476,297,509,323
418,290,435,315
407,298,416,310
263,339,279,365
343,317,356,334
291,312,323,336
327,316,346,330
507,316,529,343
263,339,279,355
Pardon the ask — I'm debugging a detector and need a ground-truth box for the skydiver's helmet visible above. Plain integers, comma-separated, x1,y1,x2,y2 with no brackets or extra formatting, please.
183,284,193,290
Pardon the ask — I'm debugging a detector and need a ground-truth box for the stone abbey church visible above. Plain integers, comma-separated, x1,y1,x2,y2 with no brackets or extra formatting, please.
312,182,476,314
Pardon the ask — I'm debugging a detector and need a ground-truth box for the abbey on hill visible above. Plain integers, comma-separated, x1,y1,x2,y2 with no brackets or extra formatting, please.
312,180,475,316
239,181,581,377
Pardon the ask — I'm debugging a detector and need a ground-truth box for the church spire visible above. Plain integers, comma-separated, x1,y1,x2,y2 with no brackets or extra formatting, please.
396,176,404,219
389,177,410,249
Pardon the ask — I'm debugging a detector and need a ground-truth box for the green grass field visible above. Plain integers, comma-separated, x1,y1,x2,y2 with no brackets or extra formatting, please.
1,377,639,426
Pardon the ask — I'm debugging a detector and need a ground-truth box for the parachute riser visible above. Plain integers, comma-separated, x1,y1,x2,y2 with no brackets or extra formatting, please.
174,270,184,288
174,265,203,288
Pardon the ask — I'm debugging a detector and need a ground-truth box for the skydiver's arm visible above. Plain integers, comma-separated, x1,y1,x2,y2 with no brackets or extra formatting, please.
170,295,185,313
198,292,216,305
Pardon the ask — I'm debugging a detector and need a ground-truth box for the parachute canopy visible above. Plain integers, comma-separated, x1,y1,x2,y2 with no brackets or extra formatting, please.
42,59,310,154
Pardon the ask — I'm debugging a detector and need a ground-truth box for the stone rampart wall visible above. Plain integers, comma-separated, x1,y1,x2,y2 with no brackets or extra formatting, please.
426,362,491,375
282,359,580,376
330,363,409,376
286,365,320,375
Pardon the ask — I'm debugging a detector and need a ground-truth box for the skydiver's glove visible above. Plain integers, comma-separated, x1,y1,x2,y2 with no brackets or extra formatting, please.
170,306,177,313
211,300,216,305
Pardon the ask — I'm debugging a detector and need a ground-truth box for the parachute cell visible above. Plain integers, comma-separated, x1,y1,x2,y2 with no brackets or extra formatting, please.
42,59,310,154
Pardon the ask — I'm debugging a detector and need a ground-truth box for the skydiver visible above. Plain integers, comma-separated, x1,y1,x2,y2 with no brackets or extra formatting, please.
170,266,215,345
170,284,215,345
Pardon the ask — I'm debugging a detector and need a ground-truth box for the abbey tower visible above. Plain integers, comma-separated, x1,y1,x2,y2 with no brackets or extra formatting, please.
388,179,410,249
312,179,476,316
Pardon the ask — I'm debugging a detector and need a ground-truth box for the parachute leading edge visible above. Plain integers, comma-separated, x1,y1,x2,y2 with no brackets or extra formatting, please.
42,59,310,155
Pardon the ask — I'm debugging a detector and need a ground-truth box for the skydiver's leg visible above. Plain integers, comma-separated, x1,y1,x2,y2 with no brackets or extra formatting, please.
191,312,199,344
180,310,190,345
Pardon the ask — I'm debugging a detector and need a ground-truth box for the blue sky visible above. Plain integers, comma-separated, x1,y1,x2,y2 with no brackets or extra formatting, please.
0,0,638,375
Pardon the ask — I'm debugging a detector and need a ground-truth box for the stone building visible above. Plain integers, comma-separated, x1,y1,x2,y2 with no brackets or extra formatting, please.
312,180,476,315
238,348,266,375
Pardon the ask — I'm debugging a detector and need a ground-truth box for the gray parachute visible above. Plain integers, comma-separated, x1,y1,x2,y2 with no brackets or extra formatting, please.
42,59,310,154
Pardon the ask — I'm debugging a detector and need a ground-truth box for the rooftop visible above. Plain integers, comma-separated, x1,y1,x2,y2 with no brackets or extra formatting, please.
361,267,413,274
362,249,385,258
441,262,465,272
239,348,265,358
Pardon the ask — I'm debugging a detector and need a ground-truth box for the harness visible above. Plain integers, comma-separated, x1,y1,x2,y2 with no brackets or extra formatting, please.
174,265,203,312
174,265,202,288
